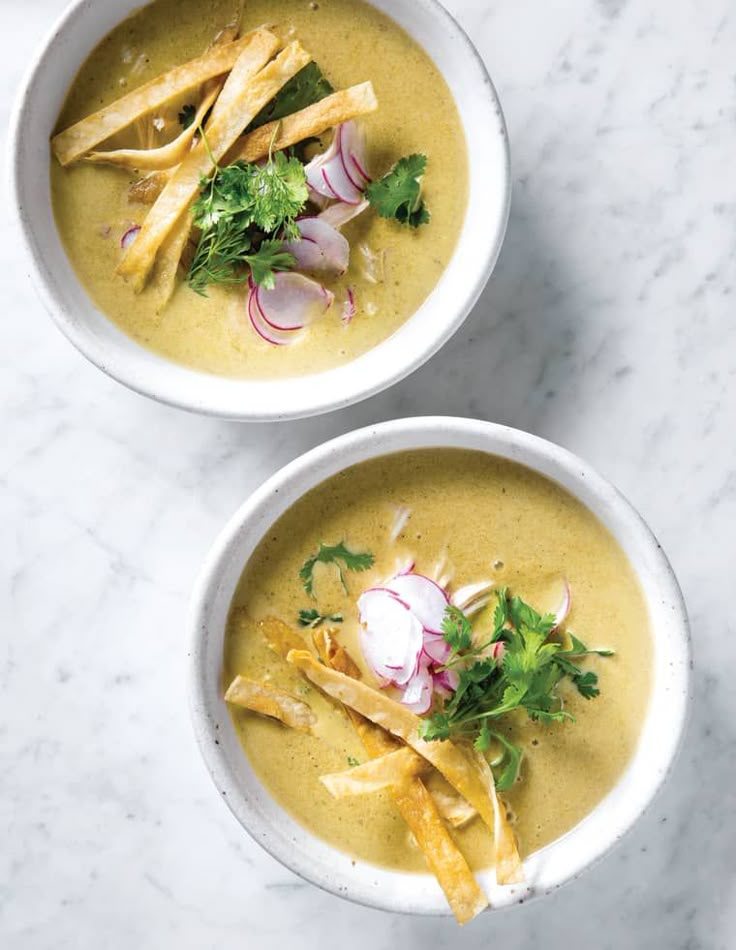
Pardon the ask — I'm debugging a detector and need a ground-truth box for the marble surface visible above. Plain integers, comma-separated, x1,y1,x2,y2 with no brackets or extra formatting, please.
2,0,735,946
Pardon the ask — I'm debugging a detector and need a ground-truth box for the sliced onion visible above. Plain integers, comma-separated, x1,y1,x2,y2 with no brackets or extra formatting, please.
400,664,433,715
282,217,349,275
358,588,423,687
319,198,369,230
120,225,140,249
389,505,411,543
385,572,449,633
255,272,333,332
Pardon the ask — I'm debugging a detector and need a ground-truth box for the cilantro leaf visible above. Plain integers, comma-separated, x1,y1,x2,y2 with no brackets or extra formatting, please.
178,104,196,129
441,605,474,654
298,608,344,628
299,542,375,597
246,63,333,132
366,154,430,228
188,152,307,293
244,240,296,289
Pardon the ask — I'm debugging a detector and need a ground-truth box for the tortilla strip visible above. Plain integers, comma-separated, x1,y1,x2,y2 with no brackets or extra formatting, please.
288,650,499,834
231,80,378,163
310,634,488,925
473,749,524,885
321,748,428,798
260,617,309,660
118,40,311,290
85,82,223,171
148,213,193,309
425,781,478,829
224,675,316,733
51,30,276,166
127,82,378,206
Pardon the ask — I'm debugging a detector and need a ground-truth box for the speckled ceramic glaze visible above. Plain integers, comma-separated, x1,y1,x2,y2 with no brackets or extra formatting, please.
188,416,691,916
9,0,509,420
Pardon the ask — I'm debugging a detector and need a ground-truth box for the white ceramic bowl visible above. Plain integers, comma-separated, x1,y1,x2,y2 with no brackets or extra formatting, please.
9,0,510,421
189,416,690,915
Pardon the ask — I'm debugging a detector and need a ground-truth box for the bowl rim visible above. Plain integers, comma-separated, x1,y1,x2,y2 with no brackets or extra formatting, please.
8,0,511,421
188,415,691,915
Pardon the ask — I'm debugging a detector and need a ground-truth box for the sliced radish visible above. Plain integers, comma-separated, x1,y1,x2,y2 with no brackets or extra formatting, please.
282,218,349,274
400,664,433,714
452,580,495,617
339,121,371,186
319,198,369,230
358,588,423,687
422,631,452,665
433,668,460,696
389,505,411,543
385,572,449,633
552,578,572,630
342,286,357,325
255,272,333,332
120,225,140,249
305,124,367,205
247,283,296,346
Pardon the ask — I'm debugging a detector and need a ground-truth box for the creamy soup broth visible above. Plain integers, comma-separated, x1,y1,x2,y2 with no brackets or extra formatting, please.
51,0,468,378
224,450,652,872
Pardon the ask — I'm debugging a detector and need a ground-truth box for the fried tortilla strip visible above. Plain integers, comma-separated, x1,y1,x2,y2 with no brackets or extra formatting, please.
310,633,488,925
128,82,378,206
148,213,193,309
473,749,523,885
118,40,310,290
320,748,428,797
85,82,223,171
426,783,478,829
51,30,275,166
260,617,309,660
230,80,378,163
224,675,316,733
288,650,500,835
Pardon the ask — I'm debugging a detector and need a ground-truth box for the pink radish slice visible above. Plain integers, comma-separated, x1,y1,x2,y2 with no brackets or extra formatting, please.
433,668,460,696
358,588,423,687
255,272,333,332
422,631,451,666
340,121,371,182
283,218,349,274
342,287,356,325
401,664,433,714
247,284,294,346
120,225,140,249
319,198,369,230
305,130,365,205
384,572,449,633
452,580,495,616
335,123,364,191
552,579,572,630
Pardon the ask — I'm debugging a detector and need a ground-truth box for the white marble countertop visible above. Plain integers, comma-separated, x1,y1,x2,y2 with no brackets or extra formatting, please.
2,0,735,947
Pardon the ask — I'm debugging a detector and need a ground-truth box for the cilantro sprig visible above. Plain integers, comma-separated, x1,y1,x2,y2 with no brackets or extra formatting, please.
298,608,344,628
299,542,375,598
246,63,333,133
178,104,196,129
188,138,307,294
365,154,430,228
420,589,613,790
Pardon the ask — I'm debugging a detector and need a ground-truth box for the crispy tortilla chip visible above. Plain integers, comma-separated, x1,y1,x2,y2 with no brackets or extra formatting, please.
148,213,193,309
306,638,488,925
118,39,310,290
51,30,276,166
473,749,523,885
320,748,427,798
85,82,223,172
259,616,308,660
287,650,499,835
230,80,378,163
426,781,479,829
127,82,378,206
224,675,316,733
312,628,362,680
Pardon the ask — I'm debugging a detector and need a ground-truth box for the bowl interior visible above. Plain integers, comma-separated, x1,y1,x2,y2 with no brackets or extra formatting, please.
189,417,690,914
10,0,509,420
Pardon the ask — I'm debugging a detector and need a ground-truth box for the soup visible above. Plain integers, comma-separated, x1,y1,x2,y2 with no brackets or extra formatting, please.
50,0,468,378
223,449,651,922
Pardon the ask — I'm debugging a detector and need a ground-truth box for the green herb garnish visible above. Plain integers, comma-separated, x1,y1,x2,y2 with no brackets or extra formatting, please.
178,103,196,129
298,608,344,628
299,542,375,597
420,589,613,789
188,142,307,294
365,154,430,228
246,63,333,132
